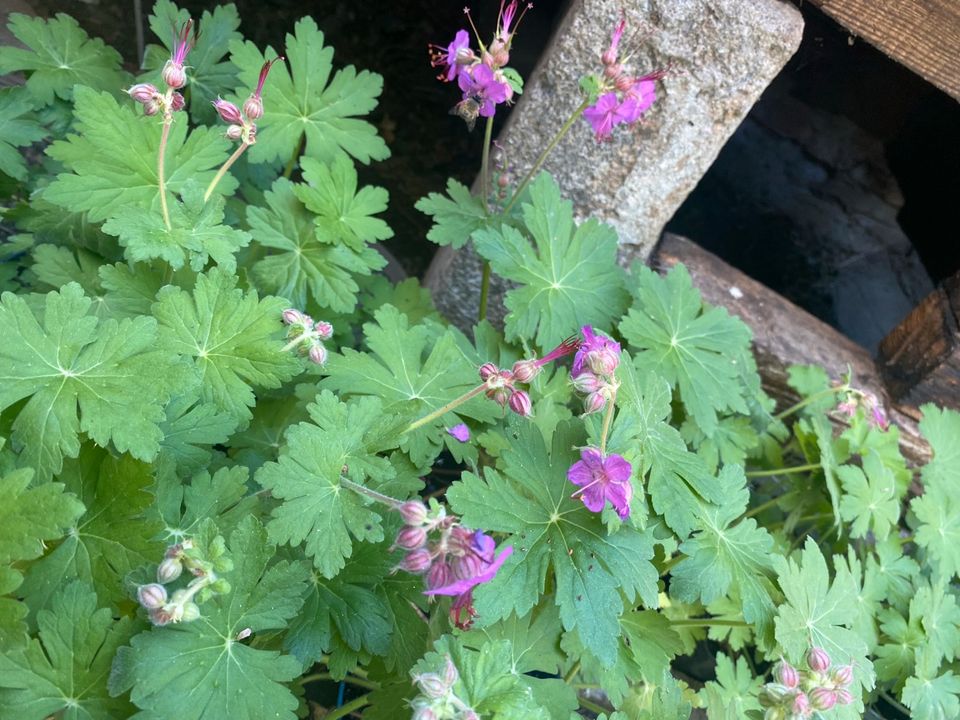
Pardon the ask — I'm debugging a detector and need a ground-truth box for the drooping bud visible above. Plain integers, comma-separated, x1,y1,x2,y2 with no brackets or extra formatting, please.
399,500,429,526
137,583,168,609
426,560,452,590
487,386,511,408
395,526,427,550
511,359,540,383
213,97,243,124
143,100,160,117
809,688,837,711
508,390,532,417
583,390,607,414
452,553,483,580
807,647,831,672
415,672,449,699
442,655,459,686
401,548,433,573
836,688,853,705
773,660,800,689
170,92,185,112
282,308,308,326
162,60,187,90
830,664,854,687
615,74,636,93
180,602,201,622
308,344,327,365
225,124,244,141
791,692,811,716
572,371,602,394
157,557,183,584
587,347,620,376
127,83,159,104
314,320,334,340
479,362,499,381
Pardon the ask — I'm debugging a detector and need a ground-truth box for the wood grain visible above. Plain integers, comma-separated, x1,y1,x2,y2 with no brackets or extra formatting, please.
808,0,960,100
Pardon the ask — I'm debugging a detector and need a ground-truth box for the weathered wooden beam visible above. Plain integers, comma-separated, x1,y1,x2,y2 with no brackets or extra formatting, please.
649,233,931,465
807,0,960,101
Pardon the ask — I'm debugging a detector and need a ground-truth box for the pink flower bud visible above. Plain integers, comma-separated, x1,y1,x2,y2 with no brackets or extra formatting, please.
486,386,510,408
399,500,428,526
137,583,168,609
442,655,459,686
791,691,810,715
831,664,854,687
615,74,636,92
243,95,264,120
481,50,495,67
170,92,185,112
282,308,307,326
587,347,620,376
584,390,607,414
162,60,187,89
225,124,244,141
426,560,452,590
127,83,158,103
180,602,201,622
773,660,800,689
601,49,617,65
807,647,831,672
143,100,160,117
508,390,532,417
511,359,540,383
479,362,499,381
149,606,175,626
412,707,438,720
453,553,483,580
157,557,183,584
314,320,334,339
213,97,243,124
572,371,602,394
395,526,427,550
836,688,854,705
603,63,622,79
416,672,448,699
810,688,837,711
401,549,433,573
492,48,510,67
308,343,327,365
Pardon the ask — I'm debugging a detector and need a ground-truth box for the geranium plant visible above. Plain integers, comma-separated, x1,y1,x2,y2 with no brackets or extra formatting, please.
0,3,956,719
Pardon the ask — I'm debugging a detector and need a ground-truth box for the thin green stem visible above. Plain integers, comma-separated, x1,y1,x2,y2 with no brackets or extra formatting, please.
502,98,590,216
774,386,847,420
340,477,403,509
480,115,494,212
669,618,749,629
322,694,370,720
296,673,377,691
204,142,249,202
158,116,173,230
403,383,488,434
742,495,787,519
880,691,912,718
563,660,581,684
478,262,492,322
283,132,305,179
659,553,686,575
745,463,820,478
578,696,610,716
599,390,616,455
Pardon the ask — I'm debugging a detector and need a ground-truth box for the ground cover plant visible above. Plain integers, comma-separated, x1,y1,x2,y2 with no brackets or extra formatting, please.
0,2,958,719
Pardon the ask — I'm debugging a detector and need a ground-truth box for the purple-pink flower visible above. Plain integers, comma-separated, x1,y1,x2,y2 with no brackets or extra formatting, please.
572,325,621,378
583,92,638,141
458,64,510,117
568,447,633,519
429,29,473,82
447,423,471,443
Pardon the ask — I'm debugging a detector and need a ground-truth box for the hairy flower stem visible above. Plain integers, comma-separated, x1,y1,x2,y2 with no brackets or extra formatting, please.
283,132,305,179
745,463,821,478
158,115,173,230
477,116,495,322
204,142,250,202
339,477,404,509
774,385,848,420
403,383,489,434
502,98,591,216
599,389,617,454
322,694,370,720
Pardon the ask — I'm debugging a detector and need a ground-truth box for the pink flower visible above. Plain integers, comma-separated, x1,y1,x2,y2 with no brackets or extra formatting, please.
458,64,510,117
447,423,471,443
568,447,633,519
572,325,621,378
430,29,474,82
583,93,633,140
621,78,657,120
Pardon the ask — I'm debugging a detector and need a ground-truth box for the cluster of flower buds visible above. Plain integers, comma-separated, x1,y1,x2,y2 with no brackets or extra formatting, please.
836,389,890,432
760,648,855,719
127,82,183,117
136,535,233,626
281,308,333,365
393,499,512,629
479,335,580,418
410,655,478,720
212,57,282,145
429,1,532,129
126,19,195,117
489,140,513,206
570,325,621,414
582,14,666,141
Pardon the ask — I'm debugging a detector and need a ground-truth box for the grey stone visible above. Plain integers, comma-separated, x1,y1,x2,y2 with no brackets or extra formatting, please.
424,0,804,333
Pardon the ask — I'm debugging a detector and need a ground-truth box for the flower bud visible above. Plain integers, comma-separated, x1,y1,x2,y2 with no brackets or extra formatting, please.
243,94,264,120
773,660,800,689
282,308,308,326
836,688,853,705
759,684,789,707
807,647,831,672
572,371,602,394
791,691,810,715
453,553,483,580
395,526,427,550
587,347,620,376
442,655,459,686
831,664,853,687
810,688,837,711
415,672,448,699
162,60,187,89
150,606,175,626
412,707,438,720
615,74,636,93
603,62,622,79
492,48,510,67
308,343,327,365
601,49,617,66
127,83,158,104
157,557,183,584
584,390,607,414
508,390,532,417
479,362,499,381
401,549,433,573
213,97,243,124
170,92,185,112
180,602,201,622
315,320,334,340
481,50,495,67
137,583,168,609
399,500,429,526
426,560,452,590
486,386,510,408
225,124,244,141
210,579,231,594
511,359,540,383
143,100,160,117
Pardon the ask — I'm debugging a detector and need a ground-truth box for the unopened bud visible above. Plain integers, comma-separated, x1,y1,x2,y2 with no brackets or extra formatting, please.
127,83,158,103
509,390,532,417
401,549,433,573
773,660,799,689
479,362,499,381
314,320,334,339
453,553,483,580
412,707,438,720
492,48,509,66
572,371,602,394
615,74,636,93
399,500,428,526
170,92,185,112
831,664,853,687
584,390,607,414
487,386,510,408
836,688,853,705
282,308,308,326
481,51,495,67
157,557,183,584
395,526,427,550
807,647,831,672
810,688,837,711
143,100,160,117
416,672,448,699
587,348,620,376
213,97,243,124
180,602,201,622
225,124,244,141
308,344,327,365
511,359,540,383
243,95,264,120
791,691,811,715
426,561,451,590
442,655,459,686
603,63,622,79
137,583,168,609
162,60,187,89
759,684,789,706
601,49,617,66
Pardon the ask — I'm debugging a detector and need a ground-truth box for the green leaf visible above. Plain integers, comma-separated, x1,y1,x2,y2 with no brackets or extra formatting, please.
98,262,164,319
358,276,441,327
785,364,835,415
102,180,251,272
774,538,874,710
0,582,136,719
670,464,778,646
322,304,497,467
294,155,393,250
0,14,126,106
109,517,310,720
874,607,922,686
248,177,385,313
837,450,899,540
415,178,491,249
447,421,658,667
153,268,301,423
18,446,163,615
30,244,102,296
913,406,960,580
0,88,45,180
227,388,312,473
699,653,762,720
154,465,256,539
142,0,241,124
473,173,628,349
229,17,388,166
680,415,758,474
620,264,751,437
902,649,960,720
910,580,960,665
256,392,403,577
0,283,186,480
43,87,236,222
156,391,239,476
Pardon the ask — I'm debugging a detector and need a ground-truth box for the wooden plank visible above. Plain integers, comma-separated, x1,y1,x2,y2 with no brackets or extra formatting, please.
808,0,960,101
649,233,931,466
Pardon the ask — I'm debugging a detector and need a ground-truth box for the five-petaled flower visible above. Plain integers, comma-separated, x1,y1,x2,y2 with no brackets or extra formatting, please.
568,447,633,519
458,64,511,118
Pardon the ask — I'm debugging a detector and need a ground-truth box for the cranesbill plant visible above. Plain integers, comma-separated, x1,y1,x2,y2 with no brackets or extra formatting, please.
0,2,956,719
